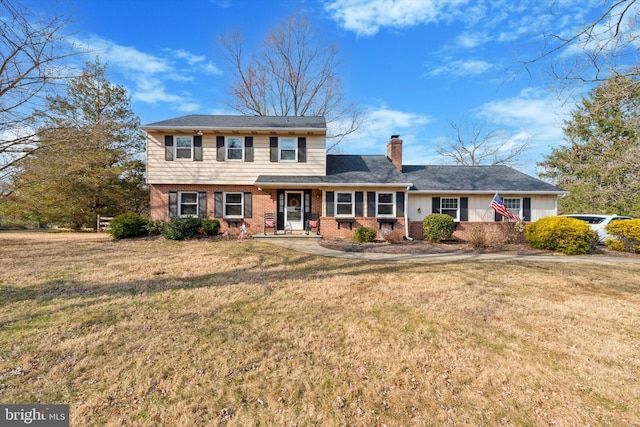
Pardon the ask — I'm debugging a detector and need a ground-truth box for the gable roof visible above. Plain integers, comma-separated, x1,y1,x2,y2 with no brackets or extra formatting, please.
141,114,326,132
255,155,412,188
402,165,566,194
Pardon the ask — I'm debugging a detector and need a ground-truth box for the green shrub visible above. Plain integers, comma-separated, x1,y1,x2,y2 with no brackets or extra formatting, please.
423,214,455,243
201,218,220,236
525,216,595,255
606,218,640,253
107,213,149,240
353,226,377,243
144,219,166,236
161,217,202,240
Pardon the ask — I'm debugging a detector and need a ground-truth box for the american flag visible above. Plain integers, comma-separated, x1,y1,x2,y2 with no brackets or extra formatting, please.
490,192,520,221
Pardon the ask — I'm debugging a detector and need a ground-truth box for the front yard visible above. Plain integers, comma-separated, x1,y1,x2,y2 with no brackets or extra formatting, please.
1,232,639,426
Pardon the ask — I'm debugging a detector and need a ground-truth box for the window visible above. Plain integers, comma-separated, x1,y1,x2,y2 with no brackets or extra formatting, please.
503,198,521,218
226,136,244,160
377,192,395,216
224,193,243,217
179,192,198,216
279,137,297,161
441,197,459,220
175,136,193,160
335,192,354,216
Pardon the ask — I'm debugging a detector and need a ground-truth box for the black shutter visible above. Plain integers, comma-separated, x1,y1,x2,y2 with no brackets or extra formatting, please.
367,192,376,217
214,192,223,218
355,192,364,217
396,192,405,217
245,137,254,162
216,136,225,161
198,192,207,217
165,136,174,161
326,191,335,217
298,137,306,162
194,135,203,161
304,190,312,221
432,197,440,214
270,137,278,162
244,192,252,218
277,190,285,229
460,197,468,221
523,197,531,222
495,209,502,222
168,191,178,217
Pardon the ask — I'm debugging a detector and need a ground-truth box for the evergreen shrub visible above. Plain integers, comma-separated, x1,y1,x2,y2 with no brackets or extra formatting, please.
162,217,202,240
605,218,640,253
525,216,594,255
107,212,149,240
353,226,377,243
423,214,455,243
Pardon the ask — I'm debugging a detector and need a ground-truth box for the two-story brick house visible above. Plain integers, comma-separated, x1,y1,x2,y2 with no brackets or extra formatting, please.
142,115,566,239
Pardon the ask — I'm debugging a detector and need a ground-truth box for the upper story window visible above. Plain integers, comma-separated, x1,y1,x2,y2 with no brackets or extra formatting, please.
376,192,395,217
440,197,459,221
279,137,297,161
335,192,354,216
503,198,521,217
226,137,244,161
224,193,243,218
179,192,198,216
175,136,193,160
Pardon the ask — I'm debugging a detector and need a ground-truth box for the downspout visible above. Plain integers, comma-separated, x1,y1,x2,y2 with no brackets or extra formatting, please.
404,187,413,240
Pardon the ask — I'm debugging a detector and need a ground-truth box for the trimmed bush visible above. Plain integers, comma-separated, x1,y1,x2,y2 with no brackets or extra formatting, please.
353,226,377,243
202,218,221,236
525,216,595,255
107,212,149,240
606,218,640,253
161,217,202,240
423,214,455,243
144,219,166,236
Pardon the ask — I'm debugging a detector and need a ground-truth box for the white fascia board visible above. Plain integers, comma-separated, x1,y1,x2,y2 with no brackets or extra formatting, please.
140,125,326,134
409,190,569,195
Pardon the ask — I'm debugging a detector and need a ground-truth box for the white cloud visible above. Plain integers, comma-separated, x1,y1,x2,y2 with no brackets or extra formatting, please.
73,35,221,110
475,87,575,172
325,0,469,37
428,59,494,77
337,105,433,156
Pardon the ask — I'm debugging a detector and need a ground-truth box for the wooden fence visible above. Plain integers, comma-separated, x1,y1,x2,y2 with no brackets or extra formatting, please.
97,215,114,232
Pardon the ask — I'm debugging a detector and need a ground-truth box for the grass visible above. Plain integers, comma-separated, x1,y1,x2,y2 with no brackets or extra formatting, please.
1,232,639,426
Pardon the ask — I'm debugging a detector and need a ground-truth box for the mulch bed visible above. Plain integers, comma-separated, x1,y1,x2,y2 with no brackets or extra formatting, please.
318,238,638,257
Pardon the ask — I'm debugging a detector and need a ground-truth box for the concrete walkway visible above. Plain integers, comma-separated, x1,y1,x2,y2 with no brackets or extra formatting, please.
264,238,640,264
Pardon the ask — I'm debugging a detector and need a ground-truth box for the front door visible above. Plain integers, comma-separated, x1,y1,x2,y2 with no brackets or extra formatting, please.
285,191,304,230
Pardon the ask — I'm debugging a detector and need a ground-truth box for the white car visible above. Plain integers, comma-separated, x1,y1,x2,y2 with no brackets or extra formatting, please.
563,214,633,243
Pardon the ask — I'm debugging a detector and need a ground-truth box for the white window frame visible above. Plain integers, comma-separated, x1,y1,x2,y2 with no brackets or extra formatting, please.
279,137,297,162
440,197,460,221
179,192,199,217
175,136,194,161
335,191,355,217
225,136,244,161
503,197,522,218
224,192,244,218
376,192,395,217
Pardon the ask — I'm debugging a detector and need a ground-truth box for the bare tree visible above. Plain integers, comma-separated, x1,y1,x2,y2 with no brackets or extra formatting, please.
521,0,639,89
0,0,77,196
219,15,364,150
435,121,529,166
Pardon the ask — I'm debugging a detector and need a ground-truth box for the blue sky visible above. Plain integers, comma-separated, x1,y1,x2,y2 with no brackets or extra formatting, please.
20,0,627,176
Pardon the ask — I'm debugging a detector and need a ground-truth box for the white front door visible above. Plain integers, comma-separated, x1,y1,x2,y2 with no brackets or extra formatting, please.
285,191,304,230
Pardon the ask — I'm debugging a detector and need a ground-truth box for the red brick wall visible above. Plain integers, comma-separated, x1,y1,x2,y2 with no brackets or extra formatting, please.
150,184,327,236
320,217,405,240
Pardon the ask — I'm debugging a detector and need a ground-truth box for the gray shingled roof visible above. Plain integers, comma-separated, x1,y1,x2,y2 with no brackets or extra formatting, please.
402,165,565,193
142,114,326,130
255,155,412,187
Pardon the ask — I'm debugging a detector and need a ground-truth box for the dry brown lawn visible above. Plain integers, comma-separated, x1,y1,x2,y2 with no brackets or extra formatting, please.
1,231,639,426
